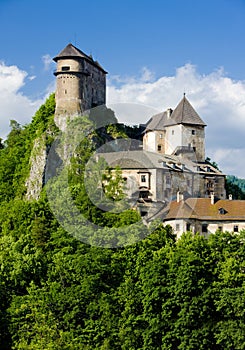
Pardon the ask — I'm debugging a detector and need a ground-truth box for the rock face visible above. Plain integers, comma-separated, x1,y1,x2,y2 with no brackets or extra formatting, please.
25,135,48,200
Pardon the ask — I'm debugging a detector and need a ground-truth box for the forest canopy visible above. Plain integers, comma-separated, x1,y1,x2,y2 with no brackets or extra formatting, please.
0,95,245,349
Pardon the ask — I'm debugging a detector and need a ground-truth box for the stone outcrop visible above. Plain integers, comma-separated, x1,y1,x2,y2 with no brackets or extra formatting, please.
25,135,48,200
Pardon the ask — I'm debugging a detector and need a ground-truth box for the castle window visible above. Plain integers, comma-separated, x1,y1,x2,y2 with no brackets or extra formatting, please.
141,175,146,183
172,130,174,135
159,133,163,139
234,225,239,232
193,146,196,152
202,224,208,233
158,145,162,151
61,66,70,71
176,223,180,231
65,89,67,94
192,130,196,135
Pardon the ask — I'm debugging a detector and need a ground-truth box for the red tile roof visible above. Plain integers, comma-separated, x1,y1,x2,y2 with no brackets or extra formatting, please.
165,198,245,221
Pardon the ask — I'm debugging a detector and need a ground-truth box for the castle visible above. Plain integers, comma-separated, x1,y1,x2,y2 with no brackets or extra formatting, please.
27,43,245,237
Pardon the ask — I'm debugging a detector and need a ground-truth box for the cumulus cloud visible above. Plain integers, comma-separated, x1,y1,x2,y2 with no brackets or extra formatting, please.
107,64,245,178
0,61,43,139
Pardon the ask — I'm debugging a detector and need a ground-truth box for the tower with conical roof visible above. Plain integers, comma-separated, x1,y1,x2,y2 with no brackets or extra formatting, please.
143,94,206,161
53,43,107,126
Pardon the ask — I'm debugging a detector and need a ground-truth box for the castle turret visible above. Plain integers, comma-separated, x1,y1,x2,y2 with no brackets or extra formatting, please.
143,95,206,162
53,43,107,127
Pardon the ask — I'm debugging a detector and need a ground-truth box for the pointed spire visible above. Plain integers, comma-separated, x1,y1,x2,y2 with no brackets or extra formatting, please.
169,95,206,126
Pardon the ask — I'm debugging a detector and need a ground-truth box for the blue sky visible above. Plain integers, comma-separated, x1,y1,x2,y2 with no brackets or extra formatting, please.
1,0,245,177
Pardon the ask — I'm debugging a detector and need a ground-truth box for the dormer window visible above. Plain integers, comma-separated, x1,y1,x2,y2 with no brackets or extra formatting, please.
218,207,226,215
61,66,70,71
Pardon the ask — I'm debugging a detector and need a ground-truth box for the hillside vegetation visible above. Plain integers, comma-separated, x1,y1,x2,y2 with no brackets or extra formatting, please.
0,95,245,349
226,175,245,199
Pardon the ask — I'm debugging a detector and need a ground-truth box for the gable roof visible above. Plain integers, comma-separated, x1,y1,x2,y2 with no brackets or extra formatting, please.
53,43,107,73
165,198,245,221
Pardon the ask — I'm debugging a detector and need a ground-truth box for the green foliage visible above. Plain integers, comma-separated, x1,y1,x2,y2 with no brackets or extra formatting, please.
0,93,57,201
226,175,245,199
1,197,245,349
1,96,245,348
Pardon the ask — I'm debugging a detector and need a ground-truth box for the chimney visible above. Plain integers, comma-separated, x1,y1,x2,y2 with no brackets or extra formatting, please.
177,191,184,202
167,108,173,119
229,194,232,200
211,193,215,205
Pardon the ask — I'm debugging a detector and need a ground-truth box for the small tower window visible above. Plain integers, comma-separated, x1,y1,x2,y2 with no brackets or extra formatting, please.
141,175,146,183
158,145,162,151
166,176,171,185
62,66,70,71
192,130,196,135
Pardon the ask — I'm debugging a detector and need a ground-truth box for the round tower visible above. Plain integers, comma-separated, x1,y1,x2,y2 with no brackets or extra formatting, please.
53,43,107,127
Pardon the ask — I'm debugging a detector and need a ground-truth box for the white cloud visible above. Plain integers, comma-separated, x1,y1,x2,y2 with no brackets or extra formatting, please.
0,62,43,139
28,75,36,81
107,64,245,177
42,54,53,71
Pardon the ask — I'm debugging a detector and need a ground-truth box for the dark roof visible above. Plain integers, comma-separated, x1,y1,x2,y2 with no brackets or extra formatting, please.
167,95,206,126
145,95,206,131
145,111,168,131
165,198,245,221
97,150,169,169
97,150,224,176
53,43,107,73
